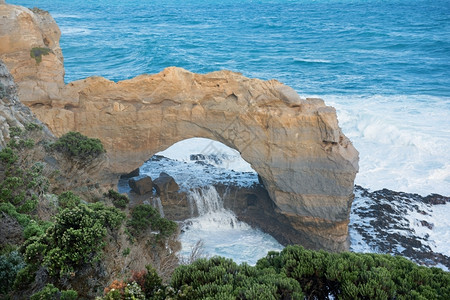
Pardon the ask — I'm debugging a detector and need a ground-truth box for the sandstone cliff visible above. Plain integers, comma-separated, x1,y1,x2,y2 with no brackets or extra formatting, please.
0,3,359,251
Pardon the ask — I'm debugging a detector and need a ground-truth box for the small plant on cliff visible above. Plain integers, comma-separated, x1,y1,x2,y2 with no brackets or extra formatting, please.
104,189,129,209
51,131,105,161
127,204,177,240
30,47,51,64
57,191,81,209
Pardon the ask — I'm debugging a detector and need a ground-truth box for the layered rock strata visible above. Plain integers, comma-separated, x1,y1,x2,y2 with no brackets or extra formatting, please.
0,3,359,251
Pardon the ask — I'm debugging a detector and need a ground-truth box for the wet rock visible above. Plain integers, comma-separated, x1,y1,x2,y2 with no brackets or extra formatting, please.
153,172,179,195
129,176,153,195
120,167,140,179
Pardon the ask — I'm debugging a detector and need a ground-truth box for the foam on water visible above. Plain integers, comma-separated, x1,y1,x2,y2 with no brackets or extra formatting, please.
319,94,450,196
178,186,283,265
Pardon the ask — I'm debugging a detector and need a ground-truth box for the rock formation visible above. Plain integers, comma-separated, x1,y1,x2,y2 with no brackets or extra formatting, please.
0,3,359,251
129,176,153,195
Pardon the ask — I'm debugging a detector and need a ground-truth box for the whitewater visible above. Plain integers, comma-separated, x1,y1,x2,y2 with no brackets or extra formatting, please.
10,0,450,264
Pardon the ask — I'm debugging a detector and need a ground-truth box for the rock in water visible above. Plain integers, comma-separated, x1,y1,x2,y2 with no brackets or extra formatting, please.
120,167,140,179
129,176,153,195
0,3,359,252
153,172,180,195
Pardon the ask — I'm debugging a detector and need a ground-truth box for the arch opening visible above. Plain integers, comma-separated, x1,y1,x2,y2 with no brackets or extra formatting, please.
118,137,283,265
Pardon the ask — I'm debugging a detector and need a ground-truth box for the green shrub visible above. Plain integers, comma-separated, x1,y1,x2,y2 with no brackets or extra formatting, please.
24,203,125,277
60,289,78,300
57,191,81,209
25,123,43,132
30,47,51,64
256,245,450,300
170,256,303,300
104,189,129,209
127,204,177,239
9,126,22,138
13,263,38,291
0,147,18,165
30,283,59,300
0,251,25,294
51,131,105,161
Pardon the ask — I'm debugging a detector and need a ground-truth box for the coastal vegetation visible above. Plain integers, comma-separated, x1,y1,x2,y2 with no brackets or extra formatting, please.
51,131,105,161
30,47,51,64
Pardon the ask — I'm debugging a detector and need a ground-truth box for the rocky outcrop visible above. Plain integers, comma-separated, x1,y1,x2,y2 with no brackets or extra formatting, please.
0,3,64,106
0,58,51,147
153,172,180,196
0,3,359,251
129,176,153,195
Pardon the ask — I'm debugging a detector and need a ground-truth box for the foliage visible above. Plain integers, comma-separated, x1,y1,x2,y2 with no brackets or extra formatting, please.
51,131,105,161
104,189,129,209
30,283,59,300
256,245,450,299
30,47,51,64
0,137,49,210
30,283,78,300
169,256,303,300
0,146,17,165
58,191,81,209
0,81,6,99
13,263,38,291
0,251,25,295
127,204,177,239
24,203,125,277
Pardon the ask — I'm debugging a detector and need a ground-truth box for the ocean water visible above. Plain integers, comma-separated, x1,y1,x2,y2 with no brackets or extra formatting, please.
7,0,450,263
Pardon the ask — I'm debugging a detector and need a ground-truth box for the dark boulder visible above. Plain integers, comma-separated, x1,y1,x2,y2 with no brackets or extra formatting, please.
129,176,153,195
153,172,179,195
120,167,140,179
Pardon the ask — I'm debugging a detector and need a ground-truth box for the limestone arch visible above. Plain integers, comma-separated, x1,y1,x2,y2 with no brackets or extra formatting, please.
37,67,359,251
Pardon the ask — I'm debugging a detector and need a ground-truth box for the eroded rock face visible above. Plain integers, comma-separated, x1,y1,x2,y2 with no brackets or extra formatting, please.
0,3,64,105
0,4,359,251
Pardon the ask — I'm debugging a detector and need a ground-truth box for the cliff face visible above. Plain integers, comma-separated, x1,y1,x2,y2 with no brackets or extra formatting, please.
0,3,359,251
0,3,64,105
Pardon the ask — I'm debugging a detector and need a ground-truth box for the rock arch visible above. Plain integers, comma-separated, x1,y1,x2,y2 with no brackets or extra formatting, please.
0,4,359,252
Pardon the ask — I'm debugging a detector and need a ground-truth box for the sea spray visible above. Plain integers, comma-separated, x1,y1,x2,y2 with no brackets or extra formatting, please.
178,186,283,265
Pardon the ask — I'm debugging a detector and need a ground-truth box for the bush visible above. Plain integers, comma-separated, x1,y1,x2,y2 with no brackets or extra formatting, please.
58,191,81,209
30,47,51,64
257,245,450,299
0,251,25,294
51,131,105,161
30,283,78,300
170,256,303,300
24,203,125,277
0,147,18,165
104,190,129,209
30,283,59,300
127,204,177,239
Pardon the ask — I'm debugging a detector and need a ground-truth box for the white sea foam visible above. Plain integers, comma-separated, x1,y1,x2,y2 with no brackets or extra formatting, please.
52,14,81,19
178,186,283,265
293,58,331,63
59,26,93,36
157,138,255,173
313,94,450,196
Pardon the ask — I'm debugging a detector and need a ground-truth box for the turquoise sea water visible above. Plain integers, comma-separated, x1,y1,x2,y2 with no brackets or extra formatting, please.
8,0,450,195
